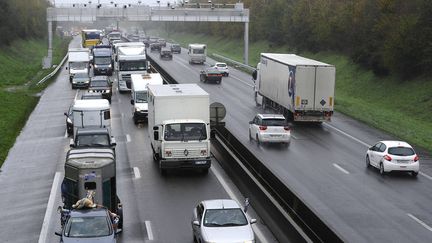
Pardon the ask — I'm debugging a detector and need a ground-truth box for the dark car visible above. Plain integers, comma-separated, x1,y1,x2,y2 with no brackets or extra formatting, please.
160,48,173,60
170,43,181,54
200,67,223,84
64,105,74,136
89,76,112,102
71,72,90,89
150,43,161,52
71,127,116,152
55,208,118,243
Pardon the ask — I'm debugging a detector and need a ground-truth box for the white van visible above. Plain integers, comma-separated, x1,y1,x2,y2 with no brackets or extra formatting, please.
130,73,163,124
188,44,207,64
72,99,111,136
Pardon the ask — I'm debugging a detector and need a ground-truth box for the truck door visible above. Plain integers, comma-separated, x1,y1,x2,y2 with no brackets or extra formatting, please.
314,66,335,111
294,66,316,111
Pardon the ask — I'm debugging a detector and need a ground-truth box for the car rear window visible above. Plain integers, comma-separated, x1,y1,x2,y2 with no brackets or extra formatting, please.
388,147,415,156
262,118,287,126
216,64,226,67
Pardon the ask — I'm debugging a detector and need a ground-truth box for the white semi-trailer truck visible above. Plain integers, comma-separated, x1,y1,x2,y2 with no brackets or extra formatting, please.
148,84,211,175
253,53,335,122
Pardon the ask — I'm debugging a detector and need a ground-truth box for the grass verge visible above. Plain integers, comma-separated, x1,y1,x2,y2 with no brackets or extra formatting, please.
0,36,71,166
153,31,431,153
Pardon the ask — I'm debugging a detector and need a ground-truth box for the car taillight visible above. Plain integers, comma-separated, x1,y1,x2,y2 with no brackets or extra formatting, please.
414,155,419,162
284,126,290,131
259,126,267,130
383,155,392,161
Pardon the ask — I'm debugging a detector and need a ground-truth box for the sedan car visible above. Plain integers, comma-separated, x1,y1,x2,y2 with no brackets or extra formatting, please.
192,199,256,243
213,62,229,76
160,47,173,60
55,208,117,243
71,72,90,89
366,140,420,176
170,43,181,54
89,76,112,103
249,114,291,145
200,68,223,84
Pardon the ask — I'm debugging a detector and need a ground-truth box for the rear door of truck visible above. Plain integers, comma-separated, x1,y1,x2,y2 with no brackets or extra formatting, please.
294,66,316,111
314,66,335,111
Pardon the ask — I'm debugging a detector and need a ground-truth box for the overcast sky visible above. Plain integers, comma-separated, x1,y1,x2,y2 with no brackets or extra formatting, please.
51,0,173,7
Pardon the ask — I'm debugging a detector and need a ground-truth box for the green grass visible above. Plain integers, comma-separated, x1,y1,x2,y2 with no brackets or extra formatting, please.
0,36,70,165
154,31,432,153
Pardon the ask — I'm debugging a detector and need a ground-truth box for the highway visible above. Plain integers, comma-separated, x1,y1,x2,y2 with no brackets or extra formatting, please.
147,45,432,242
0,37,277,243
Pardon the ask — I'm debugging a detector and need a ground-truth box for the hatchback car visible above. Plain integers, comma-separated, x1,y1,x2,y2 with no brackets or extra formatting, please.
89,76,112,103
249,114,291,145
171,43,181,54
191,199,256,243
366,140,420,176
71,72,90,89
213,62,229,76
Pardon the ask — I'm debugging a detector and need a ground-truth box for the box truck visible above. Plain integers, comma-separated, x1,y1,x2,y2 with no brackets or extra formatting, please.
67,48,90,82
72,99,111,136
253,53,335,122
130,73,164,124
148,84,211,175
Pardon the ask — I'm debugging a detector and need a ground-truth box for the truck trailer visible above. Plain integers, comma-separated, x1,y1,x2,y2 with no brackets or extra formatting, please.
253,53,335,122
148,84,211,175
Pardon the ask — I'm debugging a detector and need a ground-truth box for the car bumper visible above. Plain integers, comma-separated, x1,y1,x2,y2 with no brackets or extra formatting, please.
383,161,419,172
160,158,211,169
133,111,148,120
259,134,291,143
94,68,113,76
72,83,89,88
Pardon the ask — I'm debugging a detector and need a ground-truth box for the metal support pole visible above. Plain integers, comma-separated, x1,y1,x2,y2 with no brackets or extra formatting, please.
244,21,249,66
43,20,53,69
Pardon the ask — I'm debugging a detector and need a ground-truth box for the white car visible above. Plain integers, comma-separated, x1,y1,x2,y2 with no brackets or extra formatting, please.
249,114,291,145
192,199,256,243
213,62,229,76
366,140,419,176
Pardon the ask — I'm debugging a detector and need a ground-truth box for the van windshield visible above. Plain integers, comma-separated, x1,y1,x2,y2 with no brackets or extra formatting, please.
192,49,205,54
70,62,87,69
94,57,111,65
119,60,146,71
76,134,110,147
164,123,207,141
135,91,147,103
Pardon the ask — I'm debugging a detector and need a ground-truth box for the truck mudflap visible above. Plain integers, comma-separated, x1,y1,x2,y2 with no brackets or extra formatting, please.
160,157,211,169
293,110,333,122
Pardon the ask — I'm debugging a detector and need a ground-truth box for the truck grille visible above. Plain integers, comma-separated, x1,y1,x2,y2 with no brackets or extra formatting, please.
172,149,201,158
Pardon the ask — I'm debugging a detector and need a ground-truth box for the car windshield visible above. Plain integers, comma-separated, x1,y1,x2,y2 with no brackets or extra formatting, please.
70,62,87,69
262,118,287,126
76,134,110,147
192,48,205,54
85,32,100,39
203,208,248,227
65,216,111,237
94,57,111,65
388,147,415,156
119,60,147,71
135,91,147,103
90,80,108,87
216,64,226,68
164,123,207,141
74,73,89,79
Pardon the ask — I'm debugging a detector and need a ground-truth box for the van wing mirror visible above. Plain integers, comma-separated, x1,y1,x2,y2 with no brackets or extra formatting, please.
130,99,134,105
111,137,116,146
69,138,75,147
154,131,159,141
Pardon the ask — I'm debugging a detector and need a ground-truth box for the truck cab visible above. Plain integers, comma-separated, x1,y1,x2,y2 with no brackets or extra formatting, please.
72,99,111,137
92,47,113,76
188,44,207,64
130,73,163,124
115,42,148,92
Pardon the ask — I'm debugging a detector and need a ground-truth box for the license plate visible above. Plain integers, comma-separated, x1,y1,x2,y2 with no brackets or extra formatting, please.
400,166,407,168
195,161,207,165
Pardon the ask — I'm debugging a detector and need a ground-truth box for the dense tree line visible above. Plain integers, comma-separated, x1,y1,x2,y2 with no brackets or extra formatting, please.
172,0,432,79
0,0,48,46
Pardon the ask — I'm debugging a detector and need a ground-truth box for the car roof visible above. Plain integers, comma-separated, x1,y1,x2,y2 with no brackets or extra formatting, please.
70,208,109,217
257,113,286,119
379,140,413,148
76,127,110,135
215,62,227,65
202,199,241,210
91,76,109,81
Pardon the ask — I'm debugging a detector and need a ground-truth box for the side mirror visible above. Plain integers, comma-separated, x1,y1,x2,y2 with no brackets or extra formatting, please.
154,131,159,141
130,99,134,105
111,137,116,146
192,220,200,227
252,70,257,80
64,112,68,116
57,206,63,213
65,66,68,70
250,218,257,224
249,121,253,124
69,139,75,147
153,126,159,131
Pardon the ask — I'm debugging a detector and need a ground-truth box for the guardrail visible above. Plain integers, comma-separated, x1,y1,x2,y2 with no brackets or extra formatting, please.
212,53,255,72
147,54,344,242
37,54,68,86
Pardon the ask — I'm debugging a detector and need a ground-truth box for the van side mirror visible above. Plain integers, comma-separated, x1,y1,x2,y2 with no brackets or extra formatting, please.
252,70,257,80
154,131,159,141
69,139,75,147
55,232,62,236
130,99,134,105
65,66,68,70
193,220,200,227
64,112,68,116
250,219,257,224
111,137,116,146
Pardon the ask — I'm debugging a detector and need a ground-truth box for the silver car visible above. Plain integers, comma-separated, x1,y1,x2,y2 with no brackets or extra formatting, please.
249,113,291,145
192,199,256,243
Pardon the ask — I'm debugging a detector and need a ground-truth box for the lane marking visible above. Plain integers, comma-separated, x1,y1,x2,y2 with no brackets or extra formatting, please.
419,172,432,181
126,134,131,143
333,163,350,174
133,167,141,179
38,172,62,243
407,213,432,232
213,136,313,243
145,220,154,240
291,134,298,140
74,89,79,100
231,75,254,88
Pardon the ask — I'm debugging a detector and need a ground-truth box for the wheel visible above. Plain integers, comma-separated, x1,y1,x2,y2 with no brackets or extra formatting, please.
217,79,221,84
379,163,385,175
366,155,371,167
256,134,260,145
152,151,159,162
134,117,138,125
249,129,252,141
201,168,209,175
193,235,198,243
412,171,418,177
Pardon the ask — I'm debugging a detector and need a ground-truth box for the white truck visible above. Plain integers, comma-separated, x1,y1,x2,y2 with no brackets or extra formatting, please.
253,53,335,122
67,48,90,82
72,99,111,136
148,84,211,175
130,73,163,124
115,42,148,92
188,44,207,64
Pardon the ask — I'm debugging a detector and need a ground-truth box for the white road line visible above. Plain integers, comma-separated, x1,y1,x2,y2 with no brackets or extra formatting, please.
126,134,131,143
333,163,350,174
74,89,79,100
419,172,432,181
145,220,154,240
323,123,370,148
213,136,313,243
407,213,432,232
291,134,298,140
133,167,141,179
38,172,62,243
231,75,254,88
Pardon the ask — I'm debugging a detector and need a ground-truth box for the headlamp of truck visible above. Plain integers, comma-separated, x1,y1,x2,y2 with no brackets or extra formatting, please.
200,149,207,156
94,64,98,69
165,149,172,157
135,107,141,112
106,89,110,93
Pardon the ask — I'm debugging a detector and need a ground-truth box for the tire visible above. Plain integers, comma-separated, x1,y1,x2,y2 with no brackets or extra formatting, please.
133,117,138,125
201,168,209,175
256,134,260,145
366,155,371,168
379,163,385,175
226,73,229,77
249,129,252,141
412,171,418,177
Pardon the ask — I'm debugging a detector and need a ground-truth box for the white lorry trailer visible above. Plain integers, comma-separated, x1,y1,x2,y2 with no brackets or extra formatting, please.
72,99,111,136
130,73,164,124
67,48,90,82
115,42,148,92
188,44,207,64
148,84,211,175
253,53,335,122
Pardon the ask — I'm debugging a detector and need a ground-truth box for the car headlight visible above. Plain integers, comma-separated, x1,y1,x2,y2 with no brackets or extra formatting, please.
94,64,98,68
135,107,141,112
66,118,72,124
108,64,112,68
106,90,110,93
84,80,90,83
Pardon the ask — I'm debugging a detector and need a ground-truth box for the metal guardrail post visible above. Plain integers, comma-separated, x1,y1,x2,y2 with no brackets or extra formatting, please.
37,54,68,86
